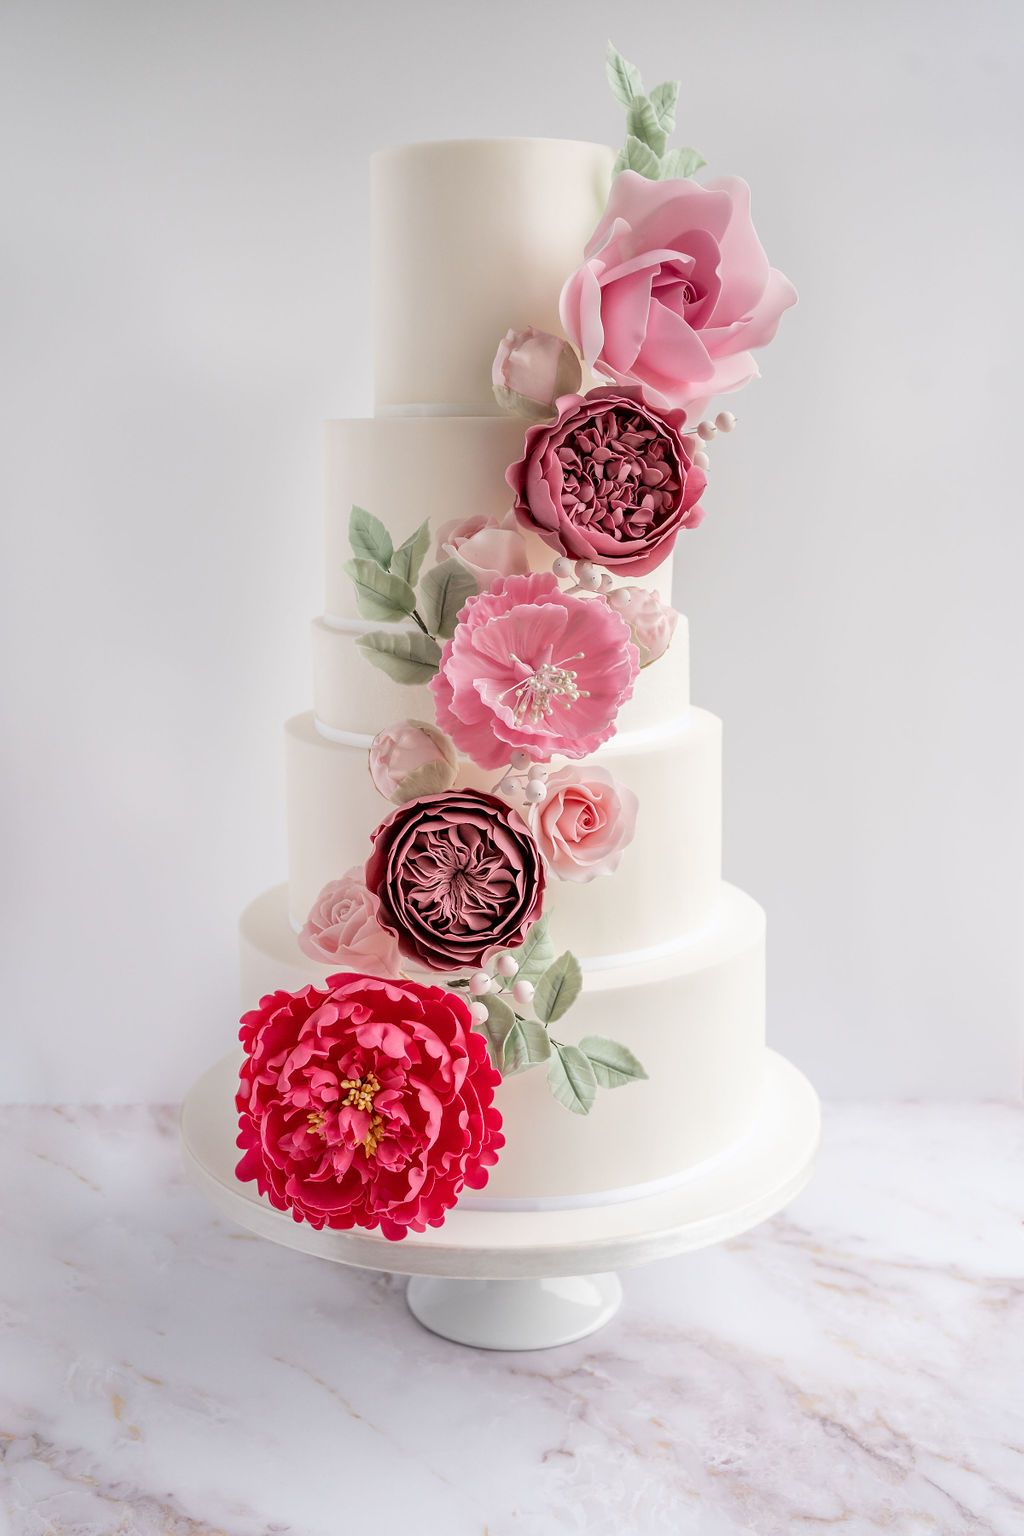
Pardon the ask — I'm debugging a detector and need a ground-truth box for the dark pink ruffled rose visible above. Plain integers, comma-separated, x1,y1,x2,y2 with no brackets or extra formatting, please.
560,171,797,416
235,973,504,1240
365,788,545,972
506,387,705,577
429,572,639,769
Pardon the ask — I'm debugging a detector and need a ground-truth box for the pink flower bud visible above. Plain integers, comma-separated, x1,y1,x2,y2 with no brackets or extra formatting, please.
369,720,458,803
618,589,680,667
492,327,583,421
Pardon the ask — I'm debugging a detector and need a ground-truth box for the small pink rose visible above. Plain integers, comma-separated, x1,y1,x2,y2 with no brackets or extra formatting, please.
369,720,458,803
298,869,402,975
436,510,530,591
529,766,638,883
492,327,583,420
615,588,679,666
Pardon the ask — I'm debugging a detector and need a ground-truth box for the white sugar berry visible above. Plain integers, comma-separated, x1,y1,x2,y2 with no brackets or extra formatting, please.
715,411,736,433
581,568,603,593
608,587,632,610
697,420,717,441
574,559,596,581
600,571,615,592
694,449,711,471
470,1000,489,1024
552,556,573,579
470,971,492,997
498,775,517,796
527,762,547,781
523,778,546,804
496,953,519,978
510,749,530,771
512,979,535,1007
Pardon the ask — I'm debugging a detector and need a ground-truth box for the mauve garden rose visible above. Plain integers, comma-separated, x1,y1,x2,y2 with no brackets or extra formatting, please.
235,973,503,1240
298,870,403,975
436,509,530,590
529,766,638,884
613,587,680,666
365,789,545,972
507,387,705,578
560,171,797,416
429,572,639,770
369,720,458,804
492,326,583,420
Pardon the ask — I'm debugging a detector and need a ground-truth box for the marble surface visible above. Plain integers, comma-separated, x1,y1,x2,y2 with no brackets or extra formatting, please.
1,1102,1021,1535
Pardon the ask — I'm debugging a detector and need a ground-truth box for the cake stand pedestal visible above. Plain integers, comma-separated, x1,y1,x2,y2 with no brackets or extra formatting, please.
181,1050,819,1351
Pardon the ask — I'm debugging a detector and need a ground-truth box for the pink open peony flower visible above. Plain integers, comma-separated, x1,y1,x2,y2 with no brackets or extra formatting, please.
436,510,530,591
429,572,639,769
560,171,797,416
365,788,545,972
507,387,705,577
298,870,403,975
492,326,583,420
235,973,503,1240
529,765,638,883
369,720,458,804
612,587,680,666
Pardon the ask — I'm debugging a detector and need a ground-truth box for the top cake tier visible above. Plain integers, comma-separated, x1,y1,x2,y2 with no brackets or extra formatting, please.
371,138,614,414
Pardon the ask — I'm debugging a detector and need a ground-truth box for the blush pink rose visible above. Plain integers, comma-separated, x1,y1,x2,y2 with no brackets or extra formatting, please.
529,766,638,883
612,587,680,666
429,572,640,770
365,788,545,972
560,171,797,416
298,870,403,975
492,326,583,420
235,973,504,1240
369,720,458,803
437,510,530,591
507,386,705,577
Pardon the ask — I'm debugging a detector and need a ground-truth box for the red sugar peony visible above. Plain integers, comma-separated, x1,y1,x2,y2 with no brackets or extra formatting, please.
235,973,504,1240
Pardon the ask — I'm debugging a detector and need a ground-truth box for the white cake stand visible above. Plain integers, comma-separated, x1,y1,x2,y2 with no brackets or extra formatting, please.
181,1050,819,1351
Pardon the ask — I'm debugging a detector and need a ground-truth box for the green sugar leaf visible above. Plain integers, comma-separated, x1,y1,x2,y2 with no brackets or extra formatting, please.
533,951,583,1025
503,916,556,987
391,519,431,587
348,505,393,569
419,558,477,638
547,1043,598,1115
621,133,661,181
660,145,706,180
578,1035,649,1089
626,96,667,158
606,41,644,106
344,559,417,622
649,81,679,135
502,1017,552,1076
472,993,518,1072
356,629,441,684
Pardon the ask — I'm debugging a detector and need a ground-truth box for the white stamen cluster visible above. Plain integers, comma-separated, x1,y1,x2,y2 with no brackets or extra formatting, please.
503,652,589,727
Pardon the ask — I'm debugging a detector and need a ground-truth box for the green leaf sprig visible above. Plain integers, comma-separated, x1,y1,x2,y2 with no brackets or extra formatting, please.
344,505,477,684
606,41,705,181
452,916,648,1116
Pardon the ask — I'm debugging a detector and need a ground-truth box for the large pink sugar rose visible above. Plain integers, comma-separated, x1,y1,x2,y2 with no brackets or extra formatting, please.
529,766,638,883
365,788,545,972
560,171,797,415
507,387,705,577
298,870,402,974
235,973,503,1240
437,510,529,590
429,572,639,769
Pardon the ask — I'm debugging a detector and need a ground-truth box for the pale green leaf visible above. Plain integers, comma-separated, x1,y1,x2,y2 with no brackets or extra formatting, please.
472,994,518,1072
606,40,643,106
419,558,477,638
547,1043,597,1115
391,519,431,587
533,951,583,1025
356,629,441,684
660,145,706,180
502,916,556,987
344,559,417,622
621,133,661,181
626,96,667,158
649,80,679,134
348,505,393,569
612,147,628,178
502,1017,552,1076
578,1035,648,1089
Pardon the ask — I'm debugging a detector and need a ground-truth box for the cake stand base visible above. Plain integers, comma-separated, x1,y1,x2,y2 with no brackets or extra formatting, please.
406,1272,623,1350
181,1048,818,1351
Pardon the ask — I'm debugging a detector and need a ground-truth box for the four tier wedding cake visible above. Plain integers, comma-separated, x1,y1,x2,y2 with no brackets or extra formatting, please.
234,48,797,1239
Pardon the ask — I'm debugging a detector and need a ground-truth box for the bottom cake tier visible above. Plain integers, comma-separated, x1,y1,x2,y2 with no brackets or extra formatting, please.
239,883,766,1206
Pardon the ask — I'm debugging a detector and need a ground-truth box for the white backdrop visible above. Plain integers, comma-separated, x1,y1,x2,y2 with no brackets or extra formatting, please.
2,0,1021,1103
